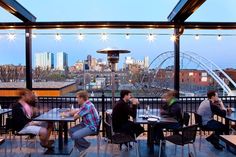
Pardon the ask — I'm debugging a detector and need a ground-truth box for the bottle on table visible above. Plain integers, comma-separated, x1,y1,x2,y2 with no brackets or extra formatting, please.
145,104,150,117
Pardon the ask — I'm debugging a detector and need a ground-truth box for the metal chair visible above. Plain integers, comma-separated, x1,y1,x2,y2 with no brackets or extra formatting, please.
104,114,139,157
89,116,102,155
5,115,37,150
158,111,191,157
159,124,198,157
193,112,212,151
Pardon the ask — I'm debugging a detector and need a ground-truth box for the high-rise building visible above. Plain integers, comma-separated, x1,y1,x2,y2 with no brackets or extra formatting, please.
144,56,149,69
74,60,84,71
125,56,134,64
87,55,92,68
35,52,54,69
124,56,149,70
56,52,68,70
90,58,97,70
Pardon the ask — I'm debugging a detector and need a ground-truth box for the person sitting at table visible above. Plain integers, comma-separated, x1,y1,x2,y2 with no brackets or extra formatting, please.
68,90,100,157
153,90,182,143
197,90,229,150
12,88,54,148
112,90,144,148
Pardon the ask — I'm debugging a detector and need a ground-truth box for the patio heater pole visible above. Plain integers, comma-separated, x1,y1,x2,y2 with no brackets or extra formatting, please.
97,48,130,108
110,62,116,108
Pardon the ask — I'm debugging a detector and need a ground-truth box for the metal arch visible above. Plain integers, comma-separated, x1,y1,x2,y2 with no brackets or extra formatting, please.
185,51,236,89
181,52,231,94
148,51,233,95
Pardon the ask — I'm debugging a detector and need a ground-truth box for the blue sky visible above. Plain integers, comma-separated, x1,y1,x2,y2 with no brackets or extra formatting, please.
0,0,236,69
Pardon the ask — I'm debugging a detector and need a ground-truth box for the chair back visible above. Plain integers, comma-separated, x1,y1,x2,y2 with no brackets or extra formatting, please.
182,112,190,127
6,115,13,132
193,112,203,126
96,116,102,135
182,124,198,144
104,114,113,140
104,112,135,144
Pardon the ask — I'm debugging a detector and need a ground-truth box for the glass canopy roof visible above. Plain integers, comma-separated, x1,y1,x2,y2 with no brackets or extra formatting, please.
0,0,235,23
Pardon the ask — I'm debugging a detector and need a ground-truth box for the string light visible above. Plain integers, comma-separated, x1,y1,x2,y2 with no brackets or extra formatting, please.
32,33,37,38
25,33,30,37
55,33,62,41
101,33,108,41
125,33,130,39
7,33,16,41
0,32,233,42
77,33,84,41
170,34,176,42
147,34,156,42
195,34,200,40
25,33,37,38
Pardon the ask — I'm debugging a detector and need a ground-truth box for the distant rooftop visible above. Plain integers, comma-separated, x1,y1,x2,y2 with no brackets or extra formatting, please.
0,81,77,96
0,82,75,89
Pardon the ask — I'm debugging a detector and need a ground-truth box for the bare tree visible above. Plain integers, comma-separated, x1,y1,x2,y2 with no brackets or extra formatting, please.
0,65,25,82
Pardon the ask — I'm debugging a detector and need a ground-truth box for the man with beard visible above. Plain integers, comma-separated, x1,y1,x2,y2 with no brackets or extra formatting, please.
112,90,144,148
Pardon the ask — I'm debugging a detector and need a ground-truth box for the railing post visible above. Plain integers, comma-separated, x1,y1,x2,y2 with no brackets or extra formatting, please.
101,91,105,137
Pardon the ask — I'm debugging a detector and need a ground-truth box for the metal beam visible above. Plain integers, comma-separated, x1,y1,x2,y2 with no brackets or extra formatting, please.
0,0,36,22
168,0,206,22
0,21,236,30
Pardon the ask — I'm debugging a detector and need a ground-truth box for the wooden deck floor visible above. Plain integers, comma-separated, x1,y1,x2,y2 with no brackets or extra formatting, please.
0,135,235,157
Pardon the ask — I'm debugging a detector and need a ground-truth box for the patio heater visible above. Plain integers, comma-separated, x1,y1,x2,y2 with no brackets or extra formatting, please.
97,48,130,107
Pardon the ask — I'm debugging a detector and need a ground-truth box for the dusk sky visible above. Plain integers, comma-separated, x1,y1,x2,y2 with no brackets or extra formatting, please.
0,0,236,69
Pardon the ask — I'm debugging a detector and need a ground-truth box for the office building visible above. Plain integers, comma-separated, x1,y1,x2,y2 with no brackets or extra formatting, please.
35,52,54,69
56,52,68,70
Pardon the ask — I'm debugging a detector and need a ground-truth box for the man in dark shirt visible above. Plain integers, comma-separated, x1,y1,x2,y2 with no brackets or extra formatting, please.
112,90,144,139
197,90,229,150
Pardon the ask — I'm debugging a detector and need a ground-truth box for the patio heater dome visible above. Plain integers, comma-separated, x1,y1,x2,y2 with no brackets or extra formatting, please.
97,48,130,64
97,47,130,107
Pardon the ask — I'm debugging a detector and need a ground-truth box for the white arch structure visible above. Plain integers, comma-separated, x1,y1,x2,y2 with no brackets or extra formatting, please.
146,51,236,95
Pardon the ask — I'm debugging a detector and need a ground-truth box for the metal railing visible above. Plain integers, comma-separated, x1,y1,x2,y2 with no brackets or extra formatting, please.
0,95,236,134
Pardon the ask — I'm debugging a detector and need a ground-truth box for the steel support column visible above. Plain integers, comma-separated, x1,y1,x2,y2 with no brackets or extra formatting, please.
25,29,32,90
173,27,183,97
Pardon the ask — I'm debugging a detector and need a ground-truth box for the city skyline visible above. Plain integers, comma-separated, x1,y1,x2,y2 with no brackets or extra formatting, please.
34,51,150,70
0,1,236,70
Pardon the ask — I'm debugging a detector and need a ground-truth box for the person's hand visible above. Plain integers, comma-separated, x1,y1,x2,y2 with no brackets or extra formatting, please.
68,109,78,116
29,121,39,126
130,98,139,105
227,107,232,114
73,113,80,119
60,111,69,118
160,109,168,115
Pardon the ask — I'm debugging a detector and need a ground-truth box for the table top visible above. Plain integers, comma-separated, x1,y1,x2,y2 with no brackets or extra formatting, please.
34,108,76,122
106,108,177,124
219,135,236,148
225,108,236,122
0,109,12,115
134,109,177,124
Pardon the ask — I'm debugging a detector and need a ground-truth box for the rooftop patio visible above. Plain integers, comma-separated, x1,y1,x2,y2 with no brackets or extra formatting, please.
0,95,235,156
0,1,236,157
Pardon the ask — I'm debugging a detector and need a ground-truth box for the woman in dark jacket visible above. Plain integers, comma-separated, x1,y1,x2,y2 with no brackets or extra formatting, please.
154,90,182,142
